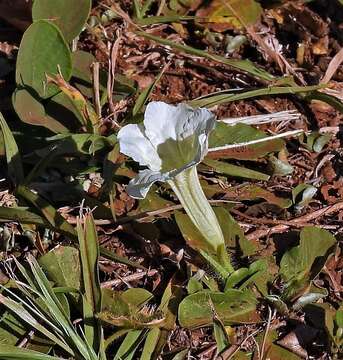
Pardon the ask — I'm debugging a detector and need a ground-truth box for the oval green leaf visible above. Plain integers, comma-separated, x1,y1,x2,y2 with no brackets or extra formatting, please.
178,289,257,328
32,0,91,42
16,20,72,99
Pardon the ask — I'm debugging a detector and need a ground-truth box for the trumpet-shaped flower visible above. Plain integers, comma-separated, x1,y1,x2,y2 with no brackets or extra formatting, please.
118,102,215,198
118,102,232,270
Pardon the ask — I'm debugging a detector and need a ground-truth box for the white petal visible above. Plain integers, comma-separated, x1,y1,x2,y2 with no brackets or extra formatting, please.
144,102,215,172
144,102,215,147
117,123,161,171
126,169,167,199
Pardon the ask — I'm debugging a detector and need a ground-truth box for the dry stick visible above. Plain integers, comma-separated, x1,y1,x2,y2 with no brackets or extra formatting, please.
244,201,343,241
321,47,343,84
92,62,102,118
107,34,122,125
101,269,158,288
66,199,237,225
218,110,301,126
260,307,273,360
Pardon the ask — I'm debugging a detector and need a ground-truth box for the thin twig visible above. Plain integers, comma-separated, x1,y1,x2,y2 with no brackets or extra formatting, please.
66,199,238,225
107,34,122,125
101,269,158,289
245,201,343,240
218,110,301,126
92,62,102,118
260,307,273,359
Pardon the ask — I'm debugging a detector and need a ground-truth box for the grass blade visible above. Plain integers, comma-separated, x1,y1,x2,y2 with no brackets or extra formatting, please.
27,256,98,360
0,345,63,360
189,84,324,108
133,64,167,116
202,158,270,181
140,328,161,360
0,206,49,227
0,292,73,355
137,15,195,26
113,330,146,360
136,32,274,81
77,211,102,351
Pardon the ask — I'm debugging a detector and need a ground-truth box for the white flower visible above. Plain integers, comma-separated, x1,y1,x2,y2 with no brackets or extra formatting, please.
118,101,232,272
118,101,215,198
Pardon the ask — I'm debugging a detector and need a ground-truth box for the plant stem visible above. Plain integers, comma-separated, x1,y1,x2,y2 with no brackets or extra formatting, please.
168,166,233,273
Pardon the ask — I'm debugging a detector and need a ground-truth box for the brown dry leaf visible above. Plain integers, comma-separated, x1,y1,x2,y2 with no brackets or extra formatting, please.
277,325,318,358
320,179,343,204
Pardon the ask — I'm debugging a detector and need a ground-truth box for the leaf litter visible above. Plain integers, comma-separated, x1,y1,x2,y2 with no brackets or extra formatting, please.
0,0,342,359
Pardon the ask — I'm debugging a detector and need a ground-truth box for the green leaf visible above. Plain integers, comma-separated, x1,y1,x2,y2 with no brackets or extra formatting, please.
205,0,263,30
113,330,145,360
0,206,50,227
175,206,257,258
225,259,271,295
305,90,343,113
202,158,269,181
12,88,69,133
38,246,81,303
98,288,162,329
0,112,24,184
213,317,230,352
208,122,284,160
0,345,63,360
224,184,292,209
149,279,184,358
46,74,98,132
16,20,72,99
77,212,102,351
187,277,204,294
140,328,161,360
268,154,294,176
71,50,97,97
45,90,87,130
280,227,336,299
178,289,257,328
32,0,92,42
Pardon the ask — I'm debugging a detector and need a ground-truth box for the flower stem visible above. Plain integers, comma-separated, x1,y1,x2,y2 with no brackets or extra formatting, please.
168,166,233,273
